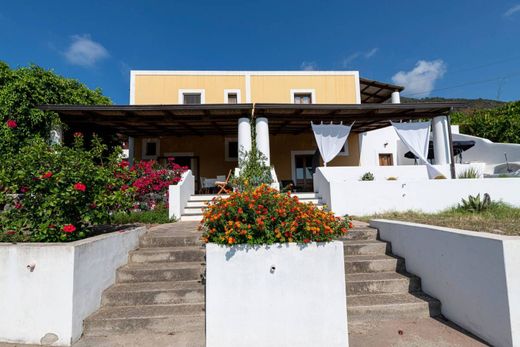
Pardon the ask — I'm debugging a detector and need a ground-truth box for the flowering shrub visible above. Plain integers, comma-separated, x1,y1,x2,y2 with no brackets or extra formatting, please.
0,134,134,242
200,185,351,245
130,158,187,210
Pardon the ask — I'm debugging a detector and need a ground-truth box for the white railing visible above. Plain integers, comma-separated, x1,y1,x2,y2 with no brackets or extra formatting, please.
168,170,195,220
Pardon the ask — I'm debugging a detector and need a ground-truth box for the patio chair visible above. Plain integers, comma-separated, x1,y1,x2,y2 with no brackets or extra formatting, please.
215,170,233,195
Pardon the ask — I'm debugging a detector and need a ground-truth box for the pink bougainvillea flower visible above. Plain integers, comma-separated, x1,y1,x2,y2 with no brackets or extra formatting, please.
62,224,76,233
20,186,29,193
41,171,53,179
15,202,22,209
6,119,17,128
73,182,86,192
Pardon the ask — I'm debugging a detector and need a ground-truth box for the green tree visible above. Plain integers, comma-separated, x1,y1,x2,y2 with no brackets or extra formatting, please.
451,101,520,144
0,61,111,151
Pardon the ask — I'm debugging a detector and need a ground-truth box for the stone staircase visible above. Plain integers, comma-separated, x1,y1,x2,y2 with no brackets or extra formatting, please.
82,222,205,342
181,192,324,221
81,222,441,344
343,227,441,320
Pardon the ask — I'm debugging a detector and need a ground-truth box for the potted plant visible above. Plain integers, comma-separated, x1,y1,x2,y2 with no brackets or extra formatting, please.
201,185,351,347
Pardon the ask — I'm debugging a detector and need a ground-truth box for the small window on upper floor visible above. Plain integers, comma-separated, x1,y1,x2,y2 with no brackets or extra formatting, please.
293,93,312,104
227,93,238,104
183,93,202,105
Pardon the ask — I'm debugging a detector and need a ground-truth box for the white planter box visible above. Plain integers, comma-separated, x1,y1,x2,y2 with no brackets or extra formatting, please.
206,241,348,347
0,226,146,346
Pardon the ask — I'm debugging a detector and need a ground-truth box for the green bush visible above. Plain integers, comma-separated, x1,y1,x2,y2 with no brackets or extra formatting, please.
0,134,133,242
112,204,174,225
231,148,272,191
0,61,111,152
459,193,492,213
458,167,480,179
360,172,374,181
451,101,520,144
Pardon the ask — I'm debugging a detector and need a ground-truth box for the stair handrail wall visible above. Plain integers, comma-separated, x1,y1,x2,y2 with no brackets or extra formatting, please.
169,170,195,220
313,168,331,208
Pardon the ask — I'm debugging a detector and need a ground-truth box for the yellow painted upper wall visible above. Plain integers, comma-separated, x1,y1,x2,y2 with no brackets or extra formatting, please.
132,72,359,104
134,75,246,104
250,75,357,103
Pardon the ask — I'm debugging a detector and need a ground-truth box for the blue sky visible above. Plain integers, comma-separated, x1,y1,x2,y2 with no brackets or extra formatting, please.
1,1,519,103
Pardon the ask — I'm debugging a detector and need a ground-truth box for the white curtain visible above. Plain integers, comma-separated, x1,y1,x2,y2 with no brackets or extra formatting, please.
311,122,353,166
391,121,443,178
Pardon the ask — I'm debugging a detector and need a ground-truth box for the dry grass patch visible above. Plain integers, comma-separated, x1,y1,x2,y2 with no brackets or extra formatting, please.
356,204,520,236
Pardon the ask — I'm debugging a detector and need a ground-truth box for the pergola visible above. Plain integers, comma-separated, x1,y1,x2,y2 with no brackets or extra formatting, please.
39,102,462,136
39,102,464,178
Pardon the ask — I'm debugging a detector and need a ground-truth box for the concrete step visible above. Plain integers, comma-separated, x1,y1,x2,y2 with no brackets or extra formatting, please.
186,200,209,208
341,228,378,241
345,255,405,273
292,192,321,199
102,281,204,306
346,272,421,295
182,207,205,215
117,262,204,283
344,240,389,256
180,215,203,222
83,304,205,336
347,292,441,321
189,194,228,202
130,246,205,263
140,235,201,248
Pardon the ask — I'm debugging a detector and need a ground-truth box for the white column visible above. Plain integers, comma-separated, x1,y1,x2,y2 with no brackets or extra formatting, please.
238,118,252,163
128,136,135,166
255,117,270,166
432,116,451,165
391,91,401,104
49,126,63,145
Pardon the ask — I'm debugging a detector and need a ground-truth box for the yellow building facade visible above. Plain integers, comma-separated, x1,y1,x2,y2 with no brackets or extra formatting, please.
130,71,362,191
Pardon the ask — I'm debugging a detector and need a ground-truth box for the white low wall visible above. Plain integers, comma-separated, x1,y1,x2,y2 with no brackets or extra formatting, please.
370,220,520,347
0,226,146,346
206,242,348,347
314,167,520,216
169,170,195,220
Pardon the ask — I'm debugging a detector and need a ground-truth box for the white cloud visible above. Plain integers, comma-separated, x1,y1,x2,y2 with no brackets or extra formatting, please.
300,61,317,71
341,52,360,67
504,4,520,17
365,48,379,58
392,59,447,96
64,34,109,67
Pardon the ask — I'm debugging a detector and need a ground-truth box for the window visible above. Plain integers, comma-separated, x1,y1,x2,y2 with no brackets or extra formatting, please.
183,93,201,105
141,138,160,160
291,89,315,104
178,89,205,104
294,93,312,104
338,141,349,156
225,137,238,161
145,142,157,156
224,89,241,104
227,93,238,104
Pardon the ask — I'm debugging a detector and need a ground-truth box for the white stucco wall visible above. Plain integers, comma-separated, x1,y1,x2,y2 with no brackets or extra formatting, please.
0,226,145,346
206,242,348,347
169,170,195,220
313,168,520,216
370,220,520,347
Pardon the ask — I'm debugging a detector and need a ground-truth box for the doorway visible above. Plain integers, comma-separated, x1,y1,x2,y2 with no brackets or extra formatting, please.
378,153,394,166
293,153,314,192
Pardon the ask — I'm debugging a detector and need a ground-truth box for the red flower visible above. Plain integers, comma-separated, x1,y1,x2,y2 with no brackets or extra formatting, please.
41,171,53,179
5,230,16,235
20,186,29,193
62,224,76,233
15,202,22,209
303,238,310,243
73,182,86,192
6,119,17,128
89,203,97,209
73,132,83,137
